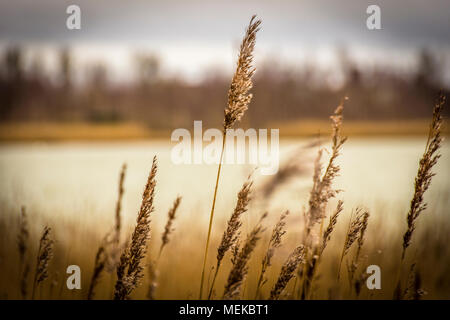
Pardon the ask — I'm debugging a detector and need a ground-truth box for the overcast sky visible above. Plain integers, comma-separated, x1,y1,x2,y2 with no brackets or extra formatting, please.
1,0,449,82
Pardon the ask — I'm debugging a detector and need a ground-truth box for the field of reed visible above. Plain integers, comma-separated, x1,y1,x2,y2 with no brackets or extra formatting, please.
0,15,449,300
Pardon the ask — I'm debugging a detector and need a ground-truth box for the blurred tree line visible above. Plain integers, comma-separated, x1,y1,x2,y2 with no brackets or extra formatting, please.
0,46,448,130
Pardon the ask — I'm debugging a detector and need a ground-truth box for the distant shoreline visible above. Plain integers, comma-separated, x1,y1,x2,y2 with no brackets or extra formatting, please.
0,120,448,142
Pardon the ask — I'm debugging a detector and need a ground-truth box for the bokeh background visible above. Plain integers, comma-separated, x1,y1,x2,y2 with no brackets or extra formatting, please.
0,0,449,137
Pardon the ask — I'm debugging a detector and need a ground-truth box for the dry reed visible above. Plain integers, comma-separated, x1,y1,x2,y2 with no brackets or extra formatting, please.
347,210,370,289
199,15,261,299
322,200,344,254
270,245,305,300
17,206,28,269
301,201,344,299
301,200,345,298
207,177,253,299
300,101,346,299
87,243,107,300
32,226,54,299
393,94,445,299
401,93,445,260
255,210,289,299
159,196,182,260
338,208,367,279
114,156,157,300
147,195,182,299
114,163,126,246
88,164,128,299
223,212,267,300
305,101,347,237
17,206,30,299
223,15,260,130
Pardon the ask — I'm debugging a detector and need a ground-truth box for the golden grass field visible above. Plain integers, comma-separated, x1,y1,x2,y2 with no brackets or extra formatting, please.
0,133,449,300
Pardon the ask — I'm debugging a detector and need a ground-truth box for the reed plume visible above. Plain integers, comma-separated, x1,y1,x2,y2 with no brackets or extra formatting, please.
321,200,344,253
88,164,128,299
147,196,181,299
255,210,289,299
299,201,344,300
114,163,126,246
114,156,157,300
223,15,261,130
354,211,369,264
270,245,305,300
199,15,261,299
32,226,54,299
223,212,266,300
300,101,346,299
305,100,347,238
348,210,370,287
159,196,182,260
17,206,29,268
17,206,30,299
401,93,445,260
338,208,366,279
87,243,107,300
231,239,241,265
207,177,252,299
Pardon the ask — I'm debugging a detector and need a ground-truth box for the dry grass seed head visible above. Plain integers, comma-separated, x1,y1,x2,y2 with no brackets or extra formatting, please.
114,163,127,244
17,206,29,264
321,200,344,253
224,15,261,130
160,196,182,252
223,212,267,299
306,101,347,235
87,244,107,300
342,208,366,260
217,178,253,267
270,245,305,300
35,226,54,284
262,210,289,272
114,156,157,300
402,93,445,259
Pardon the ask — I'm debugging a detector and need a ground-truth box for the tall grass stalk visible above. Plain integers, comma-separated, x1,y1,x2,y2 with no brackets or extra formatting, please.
114,156,157,300
255,211,289,299
223,213,267,300
401,93,445,260
337,208,366,280
17,206,30,299
207,177,252,299
199,15,260,299
394,93,445,298
31,226,53,300
158,196,182,261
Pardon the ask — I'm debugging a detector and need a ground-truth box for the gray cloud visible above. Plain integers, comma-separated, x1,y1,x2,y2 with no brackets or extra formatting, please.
0,0,449,48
